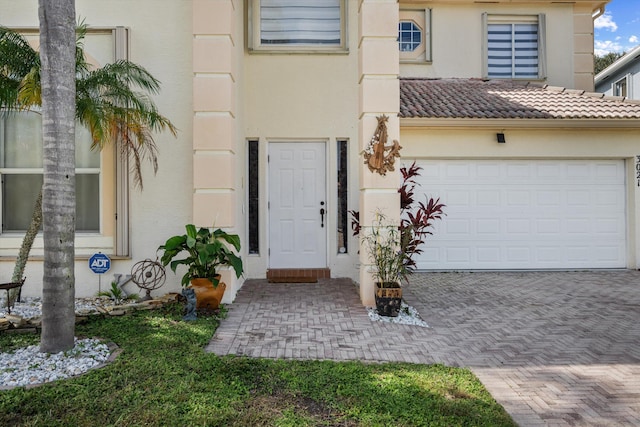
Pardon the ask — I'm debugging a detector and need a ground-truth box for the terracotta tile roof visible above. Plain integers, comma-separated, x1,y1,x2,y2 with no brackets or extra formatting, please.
400,78,640,120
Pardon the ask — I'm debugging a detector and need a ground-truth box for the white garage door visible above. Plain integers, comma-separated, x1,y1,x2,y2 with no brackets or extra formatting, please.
411,160,626,270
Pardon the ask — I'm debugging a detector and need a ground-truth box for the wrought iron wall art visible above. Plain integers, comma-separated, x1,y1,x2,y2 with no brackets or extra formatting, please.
363,115,402,176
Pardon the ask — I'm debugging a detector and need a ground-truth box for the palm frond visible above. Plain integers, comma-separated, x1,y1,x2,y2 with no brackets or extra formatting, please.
1,24,177,189
0,75,21,110
74,20,90,76
17,66,41,108
0,27,38,79
0,27,39,110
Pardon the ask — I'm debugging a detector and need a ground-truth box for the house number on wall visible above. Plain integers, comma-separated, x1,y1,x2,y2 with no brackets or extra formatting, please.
636,156,640,187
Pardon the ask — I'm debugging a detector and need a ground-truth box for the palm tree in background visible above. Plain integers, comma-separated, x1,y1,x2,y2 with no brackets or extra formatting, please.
0,21,177,350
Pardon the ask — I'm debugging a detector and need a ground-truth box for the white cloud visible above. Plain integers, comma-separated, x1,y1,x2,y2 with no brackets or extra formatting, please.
595,40,624,56
630,35,639,44
594,12,618,32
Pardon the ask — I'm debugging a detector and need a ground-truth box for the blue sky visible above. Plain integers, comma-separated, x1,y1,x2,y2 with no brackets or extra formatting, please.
594,0,640,55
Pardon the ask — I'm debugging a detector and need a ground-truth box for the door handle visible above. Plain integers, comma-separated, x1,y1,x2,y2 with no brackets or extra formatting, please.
320,208,325,228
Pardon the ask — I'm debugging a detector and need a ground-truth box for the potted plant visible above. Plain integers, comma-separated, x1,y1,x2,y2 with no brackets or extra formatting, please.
158,224,243,310
361,212,408,317
351,162,445,316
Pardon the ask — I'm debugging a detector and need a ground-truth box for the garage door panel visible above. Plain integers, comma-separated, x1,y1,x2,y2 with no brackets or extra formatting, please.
507,247,530,262
443,247,465,262
596,163,622,180
596,189,622,205
507,190,530,206
596,218,622,234
477,247,500,262
567,246,590,262
447,191,471,207
477,163,501,177
411,159,626,270
536,219,561,234
567,191,590,206
446,164,472,179
477,218,500,234
477,190,500,206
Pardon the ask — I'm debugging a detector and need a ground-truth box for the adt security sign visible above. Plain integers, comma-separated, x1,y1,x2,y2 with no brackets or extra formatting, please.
89,253,111,274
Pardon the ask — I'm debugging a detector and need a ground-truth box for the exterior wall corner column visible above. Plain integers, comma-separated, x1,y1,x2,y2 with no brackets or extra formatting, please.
192,0,239,229
573,5,595,91
358,0,401,306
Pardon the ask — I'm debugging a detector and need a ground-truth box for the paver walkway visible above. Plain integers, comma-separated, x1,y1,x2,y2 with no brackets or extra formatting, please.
206,271,640,426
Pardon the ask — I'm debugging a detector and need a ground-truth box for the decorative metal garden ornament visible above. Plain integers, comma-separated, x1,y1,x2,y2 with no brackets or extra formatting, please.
130,258,166,301
363,115,402,175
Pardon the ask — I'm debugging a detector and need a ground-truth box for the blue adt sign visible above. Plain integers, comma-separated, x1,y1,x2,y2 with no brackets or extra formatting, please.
89,253,111,274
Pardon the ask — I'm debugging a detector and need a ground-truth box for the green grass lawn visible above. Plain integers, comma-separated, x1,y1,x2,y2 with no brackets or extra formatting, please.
0,303,516,426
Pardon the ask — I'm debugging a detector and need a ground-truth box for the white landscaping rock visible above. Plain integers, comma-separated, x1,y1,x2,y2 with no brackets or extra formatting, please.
367,302,429,327
0,297,119,389
0,338,112,388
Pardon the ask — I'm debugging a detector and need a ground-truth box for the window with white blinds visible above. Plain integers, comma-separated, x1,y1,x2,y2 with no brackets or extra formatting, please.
250,0,345,50
483,14,546,79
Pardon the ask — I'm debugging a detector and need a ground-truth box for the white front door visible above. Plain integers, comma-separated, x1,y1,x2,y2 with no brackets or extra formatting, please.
269,142,327,268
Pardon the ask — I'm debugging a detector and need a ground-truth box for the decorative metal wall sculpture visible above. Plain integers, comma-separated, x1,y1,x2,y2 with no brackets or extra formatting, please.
363,115,402,175
131,258,166,301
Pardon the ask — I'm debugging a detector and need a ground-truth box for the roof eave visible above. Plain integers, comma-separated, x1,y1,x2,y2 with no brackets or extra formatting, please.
400,117,640,130
594,45,640,85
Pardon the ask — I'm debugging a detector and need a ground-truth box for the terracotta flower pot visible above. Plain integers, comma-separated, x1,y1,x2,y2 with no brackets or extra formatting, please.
190,277,226,310
374,282,402,317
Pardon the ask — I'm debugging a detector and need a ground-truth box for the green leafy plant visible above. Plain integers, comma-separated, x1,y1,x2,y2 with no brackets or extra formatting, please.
97,281,138,305
158,224,243,287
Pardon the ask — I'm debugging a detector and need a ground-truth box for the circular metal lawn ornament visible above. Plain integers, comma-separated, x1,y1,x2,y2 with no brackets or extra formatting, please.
131,258,166,301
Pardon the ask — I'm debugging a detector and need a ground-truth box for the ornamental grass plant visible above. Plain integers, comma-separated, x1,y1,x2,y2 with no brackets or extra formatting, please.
361,211,409,287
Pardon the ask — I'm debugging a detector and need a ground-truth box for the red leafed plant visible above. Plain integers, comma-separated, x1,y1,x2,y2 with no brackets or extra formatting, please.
349,161,445,277
398,162,446,271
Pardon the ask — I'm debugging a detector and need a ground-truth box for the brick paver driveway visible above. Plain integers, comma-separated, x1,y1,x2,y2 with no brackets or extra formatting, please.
207,271,640,426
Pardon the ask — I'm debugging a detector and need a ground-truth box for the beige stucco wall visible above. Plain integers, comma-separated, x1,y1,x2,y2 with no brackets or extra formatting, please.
1,0,621,307
400,1,594,90
401,125,640,268
0,0,194,298
242,2,362,282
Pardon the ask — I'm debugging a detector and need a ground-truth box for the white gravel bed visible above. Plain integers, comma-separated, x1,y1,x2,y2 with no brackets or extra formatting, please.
0,296,116,319
0,338,112,389
1,297,117,389
367,302,429,327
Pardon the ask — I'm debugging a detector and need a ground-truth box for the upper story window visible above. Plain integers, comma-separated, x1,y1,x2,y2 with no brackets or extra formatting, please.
483,13,546,80
249,0,346,52
614,75,629,97
399,9,431,63
399,21,421,52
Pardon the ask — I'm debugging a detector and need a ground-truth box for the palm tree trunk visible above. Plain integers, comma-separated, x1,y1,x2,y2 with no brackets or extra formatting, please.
8,187,43,305
38,0,77,354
